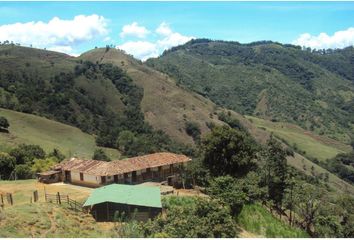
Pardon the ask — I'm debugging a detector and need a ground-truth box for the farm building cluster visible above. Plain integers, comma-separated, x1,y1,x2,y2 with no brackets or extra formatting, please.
38,152,191,187
37,152,191,221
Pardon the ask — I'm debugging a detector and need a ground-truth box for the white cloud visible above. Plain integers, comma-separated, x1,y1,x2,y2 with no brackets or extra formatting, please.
117,41,159,60
120,22,150,39
155,22,172,36
0,14,108,55
293,27,354,49
117,22,194,61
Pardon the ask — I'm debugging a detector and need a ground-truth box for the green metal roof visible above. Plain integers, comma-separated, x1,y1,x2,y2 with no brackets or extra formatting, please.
83,184,162,208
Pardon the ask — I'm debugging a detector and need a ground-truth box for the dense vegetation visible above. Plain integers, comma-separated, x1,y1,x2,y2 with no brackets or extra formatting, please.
0,144,64,180
321,150,354,184
112,125,354,237
0,44,192,157
147,39,354,143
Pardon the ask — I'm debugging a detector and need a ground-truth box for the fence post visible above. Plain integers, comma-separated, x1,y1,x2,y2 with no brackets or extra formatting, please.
33,190,38,203
6,193,13,205
57,192,61,205
67,195,69,204
0,194,3,205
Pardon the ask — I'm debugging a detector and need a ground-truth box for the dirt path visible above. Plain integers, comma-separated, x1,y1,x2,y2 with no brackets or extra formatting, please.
238,227,262,238
42,207,57,237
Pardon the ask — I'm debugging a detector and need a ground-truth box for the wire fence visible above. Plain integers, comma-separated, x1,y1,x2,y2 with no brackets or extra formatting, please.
45,192,82,212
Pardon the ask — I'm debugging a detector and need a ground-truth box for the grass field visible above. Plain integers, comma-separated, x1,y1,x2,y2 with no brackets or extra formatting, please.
0,108,121,159
0,180,108,237
0,179,92,204
246,115,351,161
237,204,308,238
0,203,116,237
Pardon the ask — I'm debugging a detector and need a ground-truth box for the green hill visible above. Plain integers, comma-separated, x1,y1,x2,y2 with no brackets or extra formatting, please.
0,108,120,159
79,47,225,144
224,110,354,195
146,39,354,144
246,115,352,161
0,44,227,152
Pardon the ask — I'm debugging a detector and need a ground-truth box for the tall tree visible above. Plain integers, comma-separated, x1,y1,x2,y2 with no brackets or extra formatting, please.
264,135,288,210
294,183,326,235
202,126,259,177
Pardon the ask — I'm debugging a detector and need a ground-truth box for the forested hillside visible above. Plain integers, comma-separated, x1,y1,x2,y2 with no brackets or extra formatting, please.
0,44,205,157
146,39,354,144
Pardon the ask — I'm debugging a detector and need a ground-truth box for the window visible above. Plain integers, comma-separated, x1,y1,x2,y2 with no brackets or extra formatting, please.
80,173,84,181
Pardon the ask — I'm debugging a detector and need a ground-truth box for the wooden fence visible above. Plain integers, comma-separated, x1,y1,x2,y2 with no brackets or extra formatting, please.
45,192,82,212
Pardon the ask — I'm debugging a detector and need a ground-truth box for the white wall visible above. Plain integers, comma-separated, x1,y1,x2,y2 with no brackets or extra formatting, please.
71,171,100,184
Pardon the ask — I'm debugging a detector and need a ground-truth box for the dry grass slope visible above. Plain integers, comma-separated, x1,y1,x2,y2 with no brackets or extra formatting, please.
80,48,225,144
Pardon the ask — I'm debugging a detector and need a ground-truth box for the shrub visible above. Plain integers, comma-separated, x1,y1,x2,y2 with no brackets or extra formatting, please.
185,121,201,142
92,149,111,161
0,116,9,130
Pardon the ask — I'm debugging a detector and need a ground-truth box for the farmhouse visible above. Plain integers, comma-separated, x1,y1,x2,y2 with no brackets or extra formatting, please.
39,152,191,187
83,184,162,221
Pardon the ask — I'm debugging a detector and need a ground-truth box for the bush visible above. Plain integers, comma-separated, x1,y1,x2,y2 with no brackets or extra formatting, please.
15,164,33,179
31,157,59,174
0,152,16,179
92,149,111,161
0,116,9,130
185,121,201,142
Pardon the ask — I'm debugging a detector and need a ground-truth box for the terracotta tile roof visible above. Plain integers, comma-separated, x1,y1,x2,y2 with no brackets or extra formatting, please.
58,152,191,176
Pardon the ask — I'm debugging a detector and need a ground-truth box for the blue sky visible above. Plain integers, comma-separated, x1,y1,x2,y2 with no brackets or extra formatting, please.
0,1,353,60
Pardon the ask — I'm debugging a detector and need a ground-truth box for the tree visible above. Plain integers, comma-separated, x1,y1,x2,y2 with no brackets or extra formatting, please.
0,116,9,130
202,126,258,177
92,149,111,161
294,183,325,235
31,157,59,174
15,164,32,179
240,171,267,203
207,175,247,215
0,152,16,180
47,148,65,161
185,157,210,187
264,136,288,210
333,194,354,237
117,130,136,152
9,144,46,165
139,197,237,237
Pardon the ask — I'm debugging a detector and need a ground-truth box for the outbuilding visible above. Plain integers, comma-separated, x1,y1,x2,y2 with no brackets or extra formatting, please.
37,170,62,183
83,184,162,222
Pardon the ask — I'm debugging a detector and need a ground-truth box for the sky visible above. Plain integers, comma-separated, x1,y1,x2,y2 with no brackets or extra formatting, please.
0,1,354,60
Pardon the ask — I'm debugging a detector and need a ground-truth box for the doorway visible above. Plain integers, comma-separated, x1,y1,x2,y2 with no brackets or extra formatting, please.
64,171,71,182
132,171,137,183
